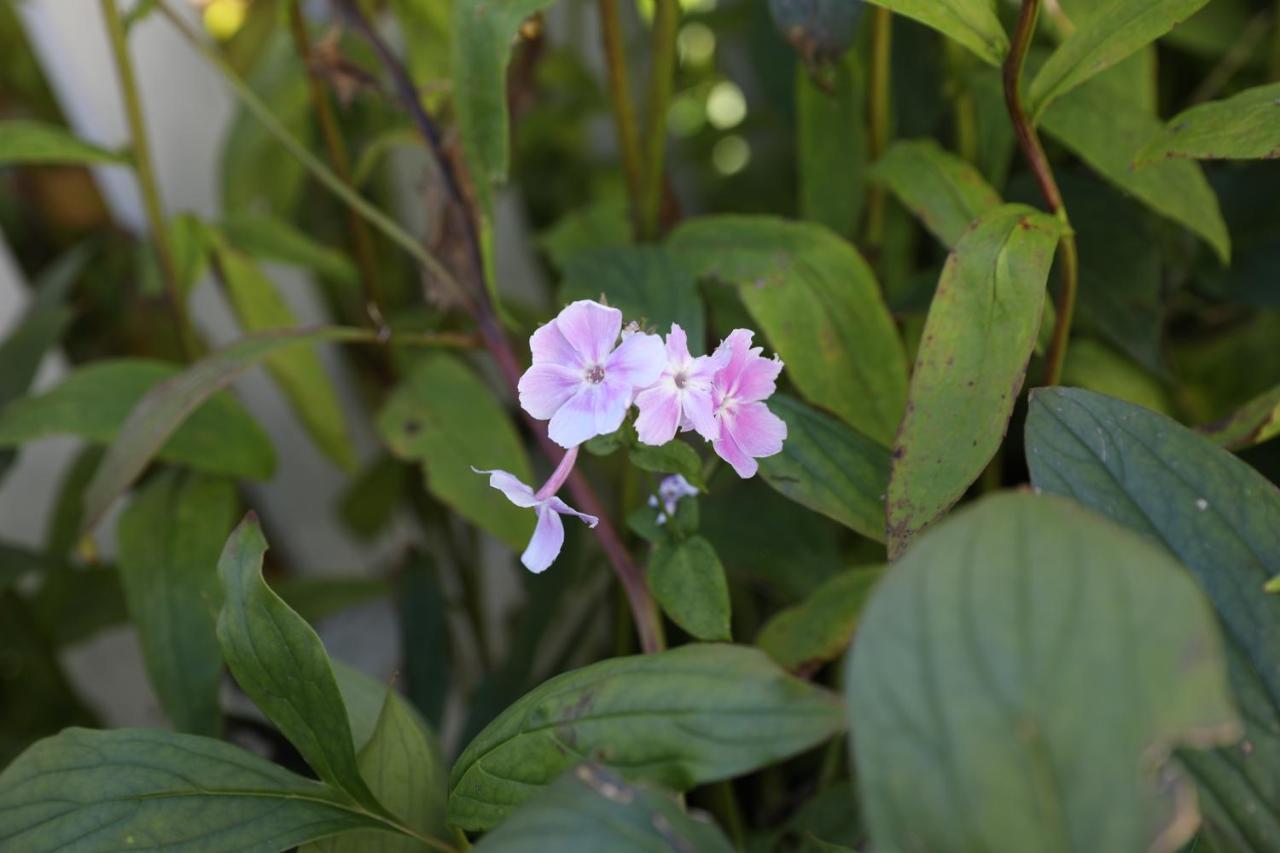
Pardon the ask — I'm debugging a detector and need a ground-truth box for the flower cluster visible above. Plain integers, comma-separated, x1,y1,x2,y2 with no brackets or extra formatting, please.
477,299,786,573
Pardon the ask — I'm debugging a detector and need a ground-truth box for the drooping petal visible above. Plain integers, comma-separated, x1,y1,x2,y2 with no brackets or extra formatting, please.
472,467,539,508
727,400,788,457
521,504,565,573
556,300,622,364
681,385,719,442
733,354,784,403
606,331,666,389
518,363,583,420
634,383,682,446
712,428,758,479
547,377,632,448
547,496,599,528
529,319,581,368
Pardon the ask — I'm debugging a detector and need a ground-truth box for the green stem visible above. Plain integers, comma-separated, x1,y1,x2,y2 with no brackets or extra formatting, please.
638,0,678,240
598,0,644,232
863,6,893,248
945,39,978,163
1004,0,1077,386
706,781,746,848
101,0,191,353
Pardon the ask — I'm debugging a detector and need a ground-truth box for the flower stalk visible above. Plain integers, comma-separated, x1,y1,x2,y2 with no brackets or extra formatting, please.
638,0,678,240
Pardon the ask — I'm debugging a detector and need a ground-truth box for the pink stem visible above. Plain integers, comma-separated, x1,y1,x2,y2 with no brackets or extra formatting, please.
534,446,580,501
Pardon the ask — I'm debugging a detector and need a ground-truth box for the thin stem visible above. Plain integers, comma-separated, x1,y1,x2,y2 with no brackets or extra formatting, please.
638,0,678,241
706,781,746,849
863,6,893,247
101,0,191,353
598,0,644,232
287,0,385,328
945,39,978,164
1004,0,1077,386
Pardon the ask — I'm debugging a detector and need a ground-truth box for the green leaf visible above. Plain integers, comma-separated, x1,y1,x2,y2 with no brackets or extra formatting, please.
870,138,1002,247
628,440,706,491
80,327,367,533
1199,384,1280,450
797,52,867,238
849,491,1240,853
210,239,357,472
117,469,238,736
0,728,412,852
339,455,410,541
377,353,535,551
400,553,451,728
648,536,731,642
448,644,845,830
474,764,734,852
273,576,391,625
1025,388,1280,849
0,359,274,485
1027,0,1212,117
0,246,87,406
757,566,882,674
221,212,360,285
886,204,1061,556
1061,338,1174,416
539,198,631,271
1136,82,1280,164
669,216,908,444
560,246,705,347
26,566,128,647
861,0,1008,65
0,119,127,166
215,513,386,814
1041,76,1230,262
758,395,890,542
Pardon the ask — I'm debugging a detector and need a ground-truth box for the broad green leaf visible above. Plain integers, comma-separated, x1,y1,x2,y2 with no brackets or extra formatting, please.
849,491,1240,853
0,359,274,485
861,0,1008,65
628,440,706,491
117,470,238,736
539,198,631,271
648,535,731,642
757,566,882,674
1136,82,1280,164
0,728,412,852
80,327,367,532
870,138,1002,247
221,211,359,285
400,554,451,728
474,764,735,852
0,119,127,165
274,576,391,624
560,246,705,348
211,240,357,472
1041,76,1230,262
1061,338,1174,415
1027,0,1211,117
669,216,908,444
377,354,535,551
340,455,409,541
758,395,890,542
797,52,867,238
1199,384,1280,450
886,204,1061,556
1025,388,1280,848
216,514,386,814
26,566,128,647
448,644,845,830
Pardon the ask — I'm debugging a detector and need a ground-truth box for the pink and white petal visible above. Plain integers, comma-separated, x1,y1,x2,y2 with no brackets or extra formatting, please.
547,379,631,448
521,504,565,573
734,354,784,403
728,400,787,458
606,331,666,389
547,496,599,528
712,429,759,479
518,363,583,420
634,385,682,446
665,323,692,364
685,352,726,386
681,387,719,442
711,329,755,392
472,467,539,508
528,318,581,368
557,300,622,364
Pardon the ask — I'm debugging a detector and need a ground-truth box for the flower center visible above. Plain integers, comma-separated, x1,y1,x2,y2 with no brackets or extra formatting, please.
673,371,688,390
585,364,606,384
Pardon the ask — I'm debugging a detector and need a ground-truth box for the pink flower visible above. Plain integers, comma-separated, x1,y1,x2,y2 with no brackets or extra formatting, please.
474,466,598,574
710,329,787,478
633,323,729,446
518,300,665,449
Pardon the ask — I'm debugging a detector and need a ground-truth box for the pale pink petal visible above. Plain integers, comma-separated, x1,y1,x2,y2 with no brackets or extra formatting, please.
547,377,632,448
472,467,539,508
529,318,581,368
713,428,758,479
547,496,599,527
518,363,583,420
734,355,784,403
556,300,622,364
634,384,682,446
606,331,666,389
521,504,565,573
681,386,719,442
711,329,756,393
665,323,692,364
685,352,727,385
728,400,788,457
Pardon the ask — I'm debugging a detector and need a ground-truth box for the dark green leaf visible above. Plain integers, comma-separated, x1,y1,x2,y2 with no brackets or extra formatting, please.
797,52,867,238
560,246,705,348
757,566,882,674
887,204,1061,555
339,455,410,541
1060,338,1174,416
117,469,238,736
649,536,731,642
0,119,127,165
400,553,451,728
629,440,706,491
1199,384,1280,450
448,644,845,830
221,211,359,285
870,138,1002,247
26,566,128,647
1025,387,1280,849
1137,82,1280,164
474,764,734,852
861,0,1008,65
850,491,1239,853
758,395,890,542
538,199,631,271
669,216,908,444
273,576,391,624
